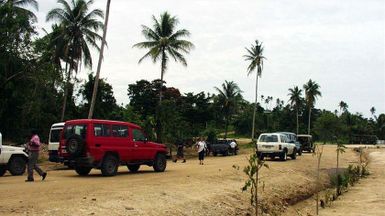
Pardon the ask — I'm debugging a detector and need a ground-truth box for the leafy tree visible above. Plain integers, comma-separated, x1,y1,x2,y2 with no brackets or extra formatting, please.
46,0,104,121
339,101,348,113
288,86,303,134
303,79,321,135
0,0,38,21
244,40,265,140
314,111,341,143
214,80,242,139
78,73,118,119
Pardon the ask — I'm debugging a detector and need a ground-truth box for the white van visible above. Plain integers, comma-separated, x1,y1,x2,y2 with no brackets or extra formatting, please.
48,122,65,162
0,132,29,176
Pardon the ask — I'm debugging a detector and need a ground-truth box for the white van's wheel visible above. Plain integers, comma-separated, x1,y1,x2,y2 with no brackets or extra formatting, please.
0,166,6,176
8,156,26,175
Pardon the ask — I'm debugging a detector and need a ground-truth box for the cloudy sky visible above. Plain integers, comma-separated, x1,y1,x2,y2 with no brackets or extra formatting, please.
35,0,384,117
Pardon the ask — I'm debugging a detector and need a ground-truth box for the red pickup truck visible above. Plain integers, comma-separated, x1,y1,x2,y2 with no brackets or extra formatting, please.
59,119,168,176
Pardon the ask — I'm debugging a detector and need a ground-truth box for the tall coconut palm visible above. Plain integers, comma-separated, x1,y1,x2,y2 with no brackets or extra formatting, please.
339,101,348,113
133,11,193,142
303,79,321,135
46,0,104,121
244,40,265,140
370,106,376,118
288,86,303,134
133,11,194,104
88,0,111,119
0,0,38,21
214,80,242,139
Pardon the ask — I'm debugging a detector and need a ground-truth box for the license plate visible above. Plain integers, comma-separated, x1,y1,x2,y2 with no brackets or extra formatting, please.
262,145,273,148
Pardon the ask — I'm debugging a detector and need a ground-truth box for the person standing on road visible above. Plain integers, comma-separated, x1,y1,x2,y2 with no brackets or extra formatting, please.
230,139,237,155
26,130,47,182
196,137,207,165
173,139,186,163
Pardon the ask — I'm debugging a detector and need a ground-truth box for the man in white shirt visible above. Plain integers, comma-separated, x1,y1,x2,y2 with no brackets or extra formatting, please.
229,139,237,155
196,138,207,165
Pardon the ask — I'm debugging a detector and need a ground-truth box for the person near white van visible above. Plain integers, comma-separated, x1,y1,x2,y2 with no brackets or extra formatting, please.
26,130,47,182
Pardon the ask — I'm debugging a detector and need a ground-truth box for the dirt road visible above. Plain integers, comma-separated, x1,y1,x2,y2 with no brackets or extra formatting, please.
319,149,385,216
0,146,359,216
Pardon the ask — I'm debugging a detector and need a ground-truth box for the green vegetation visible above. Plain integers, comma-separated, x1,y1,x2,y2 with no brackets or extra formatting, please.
235,153,269,216
0,1,384,146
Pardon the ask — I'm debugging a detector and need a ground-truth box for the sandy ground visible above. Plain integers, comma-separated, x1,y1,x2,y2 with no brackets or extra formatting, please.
319,149,385,216
0,145,367,216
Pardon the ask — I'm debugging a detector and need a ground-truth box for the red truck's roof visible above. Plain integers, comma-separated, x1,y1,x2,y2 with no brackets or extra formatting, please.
65,119,141,129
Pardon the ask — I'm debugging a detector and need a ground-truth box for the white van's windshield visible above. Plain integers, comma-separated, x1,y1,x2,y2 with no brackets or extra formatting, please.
259,135,278,143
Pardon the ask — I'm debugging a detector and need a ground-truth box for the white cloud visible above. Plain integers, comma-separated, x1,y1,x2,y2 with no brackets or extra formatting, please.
36,0,384,117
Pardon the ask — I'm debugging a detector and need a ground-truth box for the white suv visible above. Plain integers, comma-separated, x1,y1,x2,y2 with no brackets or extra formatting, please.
0,132,29,176
256,133,297,161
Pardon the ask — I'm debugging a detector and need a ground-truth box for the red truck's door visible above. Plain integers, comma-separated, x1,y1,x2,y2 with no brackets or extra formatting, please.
131,128,153,160
111,124,134,161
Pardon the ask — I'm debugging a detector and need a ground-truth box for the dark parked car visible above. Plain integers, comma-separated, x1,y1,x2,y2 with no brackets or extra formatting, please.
297,134,314,152
209,139,238,156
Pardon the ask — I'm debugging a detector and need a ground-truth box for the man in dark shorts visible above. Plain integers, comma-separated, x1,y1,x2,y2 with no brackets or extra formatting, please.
196,137,207,165
173,139,186,163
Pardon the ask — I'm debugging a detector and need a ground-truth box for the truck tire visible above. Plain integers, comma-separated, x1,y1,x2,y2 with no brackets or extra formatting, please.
213,152,218,156
127,165,140,172
298,149,302,156
66,135,84,157
279,150,287,161
258,154,264,161
101,154,119,176
8,156,26,176
291,149,297,160
0,165,6,176
75,166,92,176
153,153,166,172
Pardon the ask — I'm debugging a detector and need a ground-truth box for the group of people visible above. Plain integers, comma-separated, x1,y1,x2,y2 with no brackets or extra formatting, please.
173,137,208,165
173,138,237,165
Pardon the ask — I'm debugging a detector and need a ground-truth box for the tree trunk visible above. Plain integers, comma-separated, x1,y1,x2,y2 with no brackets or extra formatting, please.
336,149,340,194
88,0,111,119
296,107,299,134
308,107,312,135
156,48,166,143
251,74,259,141
224,117,229,139
60,62,70,121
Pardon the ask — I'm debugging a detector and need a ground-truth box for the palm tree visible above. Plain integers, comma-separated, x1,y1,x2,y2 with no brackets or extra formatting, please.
339,101,348,113
133,12,193,142
133,11,194,104
88,0,111,119
46,0,104,121
303,79,321,135
214,81,242,139
0,0,38,21
288,86,303,134
244,40,265,140
370,106,376,118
